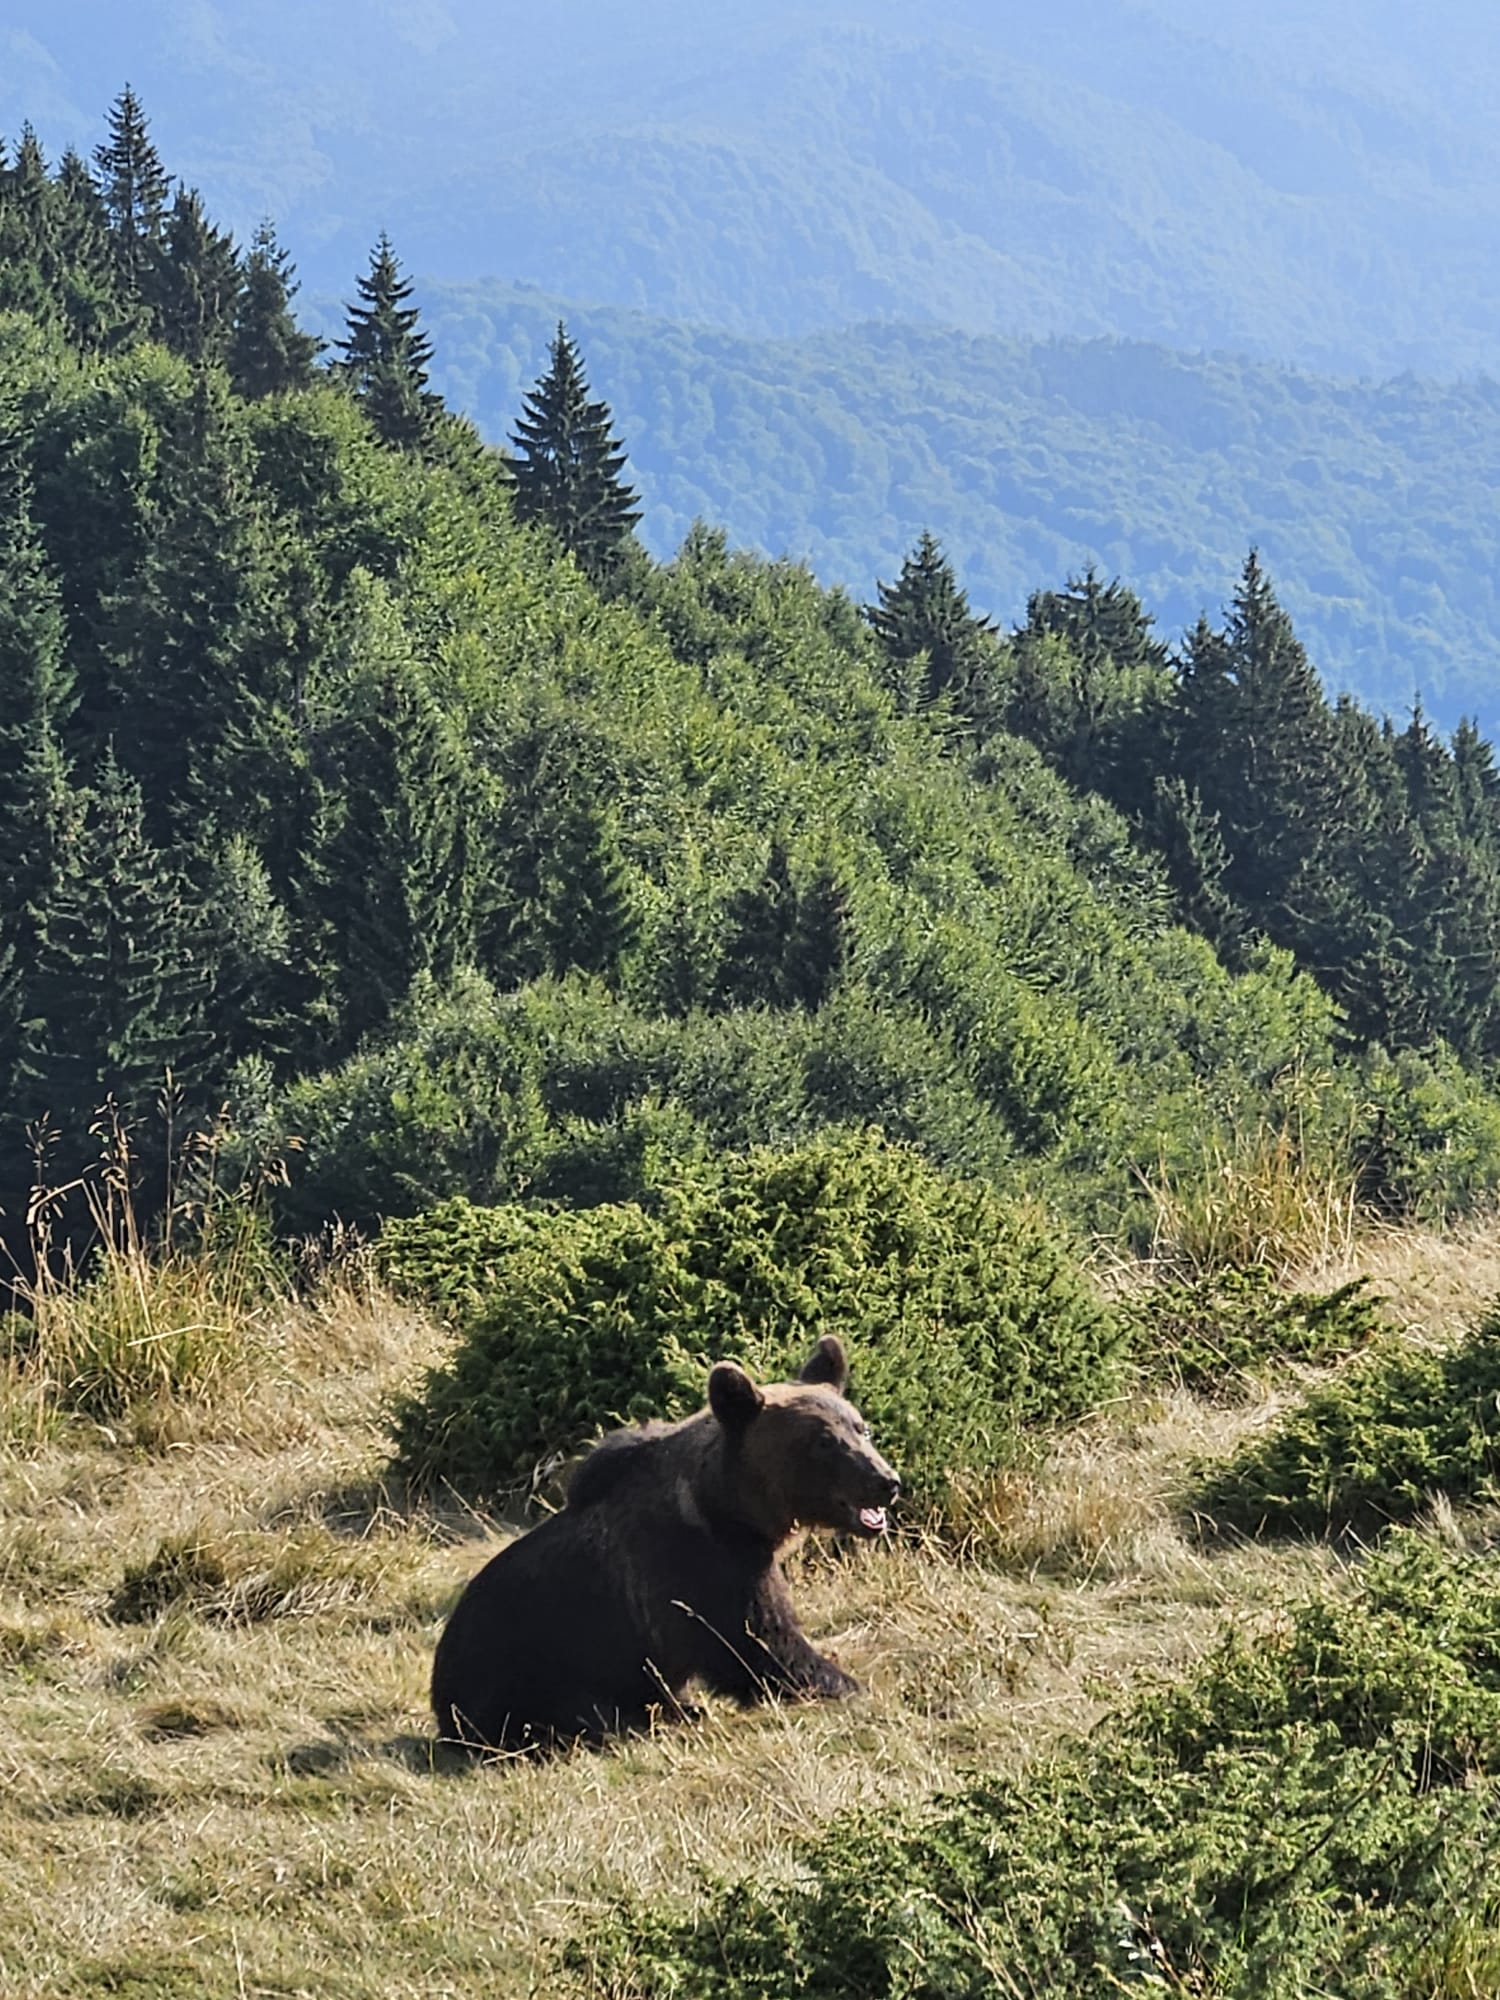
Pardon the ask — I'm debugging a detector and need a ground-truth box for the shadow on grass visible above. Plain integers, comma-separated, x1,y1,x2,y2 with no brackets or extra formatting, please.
277,1728,475,1780
265,1473,525,1547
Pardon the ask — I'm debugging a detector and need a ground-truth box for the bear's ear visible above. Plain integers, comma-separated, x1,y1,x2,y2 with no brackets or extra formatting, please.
799,1334,849,1396
709,1361,765,1427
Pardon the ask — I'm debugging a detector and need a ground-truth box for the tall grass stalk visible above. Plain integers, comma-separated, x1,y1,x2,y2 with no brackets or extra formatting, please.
1,1097,282,1446
1146,1117,1360,1279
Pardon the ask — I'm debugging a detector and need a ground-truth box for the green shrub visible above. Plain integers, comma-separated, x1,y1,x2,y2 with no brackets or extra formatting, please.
378,1197,550,1327
570,1536,1500,1999
1197,1313,1500,1538
389,1130,1121,1528
1355,1042,1500,1219
1142,1533,1500,1781
1125,1264,1383,1395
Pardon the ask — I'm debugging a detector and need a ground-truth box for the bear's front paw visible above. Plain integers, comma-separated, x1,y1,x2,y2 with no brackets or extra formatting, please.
815,1660,860,1699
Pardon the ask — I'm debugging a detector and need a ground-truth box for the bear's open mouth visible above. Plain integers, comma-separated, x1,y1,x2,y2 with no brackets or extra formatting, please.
854,1505,888,1536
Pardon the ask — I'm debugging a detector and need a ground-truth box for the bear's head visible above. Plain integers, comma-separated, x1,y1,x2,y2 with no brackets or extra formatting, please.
706,1336,900,1545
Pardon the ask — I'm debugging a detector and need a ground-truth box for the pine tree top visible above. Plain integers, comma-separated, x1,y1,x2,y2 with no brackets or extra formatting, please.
337,234,440,450
93,85,169,238
509,322,641,584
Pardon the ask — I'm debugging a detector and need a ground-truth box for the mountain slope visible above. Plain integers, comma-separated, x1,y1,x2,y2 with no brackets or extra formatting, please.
417,287,1500,730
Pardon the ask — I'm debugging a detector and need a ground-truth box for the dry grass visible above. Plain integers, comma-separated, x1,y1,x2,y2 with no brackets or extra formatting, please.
0,1215,1494,1998
1143,1109,1361,1278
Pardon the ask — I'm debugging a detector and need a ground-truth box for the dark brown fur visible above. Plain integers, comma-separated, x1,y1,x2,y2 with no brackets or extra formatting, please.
430,1336,899,1752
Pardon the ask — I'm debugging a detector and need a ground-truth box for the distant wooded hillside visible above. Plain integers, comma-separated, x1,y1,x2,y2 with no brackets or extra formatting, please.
416,286,1500,732
5,0,1500,376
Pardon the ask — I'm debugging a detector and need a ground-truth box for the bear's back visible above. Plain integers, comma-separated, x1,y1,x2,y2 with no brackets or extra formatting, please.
566,1420,671,1511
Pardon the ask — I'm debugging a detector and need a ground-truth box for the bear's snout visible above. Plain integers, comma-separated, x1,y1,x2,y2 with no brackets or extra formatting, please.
846,1457,900,1537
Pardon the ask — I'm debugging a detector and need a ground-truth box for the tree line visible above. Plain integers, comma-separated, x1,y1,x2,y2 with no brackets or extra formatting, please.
866,535,1500,1074
2,88,1498,1262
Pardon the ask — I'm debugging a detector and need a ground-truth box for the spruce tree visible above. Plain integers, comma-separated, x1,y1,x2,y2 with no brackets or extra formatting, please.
93,86,169,315
308,625,492,1049
97,369,262,835
337,233,441,451
51,148,119,349
1012,568,1173,808
1388,707,1500,1058
18,749,206,1139
153,186,239,365
199,834,304,1081
0,124,57,320
0,402,76,1090
1452,717,1500,848
477,713,639,986
509,323,641,586
229,221,321,398
866,530,996,718
717,839,848,1011
1147,776,1247,966
1172,552,1359,944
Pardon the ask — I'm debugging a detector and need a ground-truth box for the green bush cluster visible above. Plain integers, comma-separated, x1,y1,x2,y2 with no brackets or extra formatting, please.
570,1535,1500,1999
1125,1265,1383,1396
377,1195,549,1328
1196,1313,1500,1539
388,1130,1121,1526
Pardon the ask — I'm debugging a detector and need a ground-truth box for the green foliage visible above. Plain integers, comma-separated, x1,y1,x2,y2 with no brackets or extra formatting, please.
1004,567,1173,808
3,97,1499,1262
152,187,239,367
425,287,1500,733
18,751,207,1139
92,86,167,317
1197,1312,1500,1540
336,233,442,452
573,1535,1500,1998
1125,1265,1383,1396
509,321,641,586
865,528,997,720
377,1195,548,1328
228,222,320,400
1354,1042,1500,1219
389,1130,1121,1525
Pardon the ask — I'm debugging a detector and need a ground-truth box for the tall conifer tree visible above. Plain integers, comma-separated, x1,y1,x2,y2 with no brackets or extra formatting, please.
509,323,641,585
93,86,169,315
229,221,321,398
337,233,441,451
153,186,239,365
51,147,119,348
1173,552,1359,940
866,530,996,717
0,125,57,320
98,370,264,836
0,403,76,1090
18,750,205,1137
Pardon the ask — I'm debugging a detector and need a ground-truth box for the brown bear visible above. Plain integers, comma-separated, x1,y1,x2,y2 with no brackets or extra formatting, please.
431,1334,900,1752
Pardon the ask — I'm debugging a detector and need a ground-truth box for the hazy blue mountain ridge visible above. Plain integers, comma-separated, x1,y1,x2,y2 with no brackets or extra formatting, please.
7,1,1500,375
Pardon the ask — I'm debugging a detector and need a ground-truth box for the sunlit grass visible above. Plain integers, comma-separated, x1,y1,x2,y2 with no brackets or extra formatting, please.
1145,1112,1361,1278
1,1208,1496,1996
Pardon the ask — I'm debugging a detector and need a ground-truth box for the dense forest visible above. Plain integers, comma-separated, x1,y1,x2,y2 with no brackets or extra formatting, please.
417,286,1500,730
3,92,1500,1264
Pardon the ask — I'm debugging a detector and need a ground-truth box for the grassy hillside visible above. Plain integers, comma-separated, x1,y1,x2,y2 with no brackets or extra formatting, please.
420,288,1500,731
6,106,1500,1999
4,1211,1498,1995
